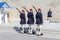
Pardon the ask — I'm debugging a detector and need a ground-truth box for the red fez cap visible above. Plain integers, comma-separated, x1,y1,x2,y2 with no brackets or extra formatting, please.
22,10,25,13
29,8,32,11
38,8,41,11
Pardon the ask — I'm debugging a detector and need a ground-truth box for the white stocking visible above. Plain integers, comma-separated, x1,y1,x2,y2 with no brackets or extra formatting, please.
29,24,32,33
39,25,42,34
21,24,25,33
36,25,42,34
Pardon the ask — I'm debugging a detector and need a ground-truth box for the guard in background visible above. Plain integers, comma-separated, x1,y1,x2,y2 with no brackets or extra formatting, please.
47,8,52,23
0,8,3,24
23,7,34,34
2,8,8,23
33,6,43,36
0,12,3,24
16,8,26,33
4,9,8,23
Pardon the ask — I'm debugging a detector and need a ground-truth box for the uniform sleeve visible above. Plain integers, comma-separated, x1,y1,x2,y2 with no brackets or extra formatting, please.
20,14,22,19
20,14,23,19
27,14,29,18
20,14,25,19
36,14,39,19
36,14,37,19
51,11,52,14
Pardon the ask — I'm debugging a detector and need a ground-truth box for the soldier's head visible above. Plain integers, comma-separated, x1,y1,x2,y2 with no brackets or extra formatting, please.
38,8,41,12
49,8,51,11
21,10,25,13
29,8,33,12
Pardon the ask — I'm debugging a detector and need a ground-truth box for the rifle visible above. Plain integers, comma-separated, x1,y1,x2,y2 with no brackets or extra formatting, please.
15,7,21,13
32,5,37,12
22,6,29,12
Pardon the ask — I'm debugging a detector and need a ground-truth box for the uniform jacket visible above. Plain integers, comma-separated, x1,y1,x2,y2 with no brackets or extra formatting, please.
20,13,26,24
47,10,52,17
36,12,43,24
27,12,34,24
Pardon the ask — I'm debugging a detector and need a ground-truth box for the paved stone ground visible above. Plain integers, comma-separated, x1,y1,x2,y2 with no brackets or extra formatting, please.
0,32,60,40
0,21,60,40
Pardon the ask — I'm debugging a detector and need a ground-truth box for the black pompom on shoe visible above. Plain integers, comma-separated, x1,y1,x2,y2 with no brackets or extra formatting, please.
40,33,43,35
36,33,43,36
32,30,36,34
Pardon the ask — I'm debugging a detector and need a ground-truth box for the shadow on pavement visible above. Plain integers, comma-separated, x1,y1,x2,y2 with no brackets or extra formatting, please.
14,26,22,33
14,26,29,34
14,26,36,35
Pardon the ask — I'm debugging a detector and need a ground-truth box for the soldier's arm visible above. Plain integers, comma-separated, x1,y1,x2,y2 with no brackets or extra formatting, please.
32,5,37,12
27,14,29,18
15,7,21,13
41,14,43,24
32,14,34,22
22,6,29,12
36,14,37,19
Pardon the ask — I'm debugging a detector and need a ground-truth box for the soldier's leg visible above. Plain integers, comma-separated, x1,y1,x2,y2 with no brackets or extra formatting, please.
49,18,52,23
39,25,42,34
39,25,43,35
28,24,32,34
22,24,25,33
21,24,25,33
36,24,43,36
36,24,39,35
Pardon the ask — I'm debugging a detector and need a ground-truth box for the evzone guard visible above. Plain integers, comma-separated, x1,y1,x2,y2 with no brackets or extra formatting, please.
32,6,43,36
47,8,52,23
16,8,26,33
23,7,34,34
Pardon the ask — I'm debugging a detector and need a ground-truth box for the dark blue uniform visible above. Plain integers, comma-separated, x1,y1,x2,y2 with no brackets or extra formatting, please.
20,13,26,24
47,10,52,18
27,12,34,24
36,12,43,24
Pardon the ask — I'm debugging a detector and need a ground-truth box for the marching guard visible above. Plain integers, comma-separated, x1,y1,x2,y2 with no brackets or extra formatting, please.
16,8,26,33
32,6,43,36
23,7,34,34
47,8,52,23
